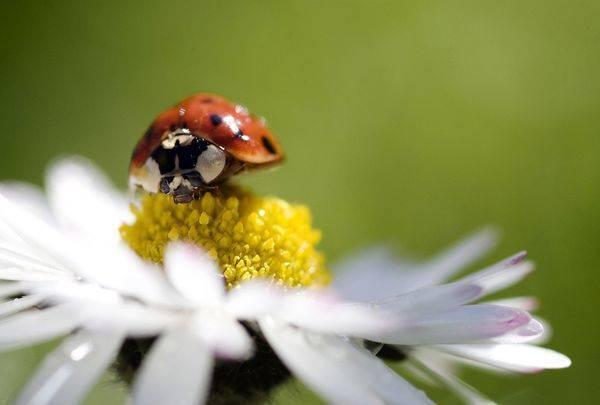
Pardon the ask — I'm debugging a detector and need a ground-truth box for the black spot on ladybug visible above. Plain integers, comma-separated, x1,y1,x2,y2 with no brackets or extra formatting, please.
262,136,277,155
170,124,177,132
210,114,222,126
201,98,213,103
181,122,188,128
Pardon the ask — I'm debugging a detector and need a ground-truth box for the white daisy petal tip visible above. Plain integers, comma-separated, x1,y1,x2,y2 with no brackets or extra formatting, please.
514,345,572,372
513,318,544,338
214,336,255,361
371,304,533,345
487,296,540,312
491,318,545,344
47,156,134,247
462,257,535,298
496,306,532,332
547,350,572,369
472,226,501,248
190,312,255,361
435,343,572,373
164,242,225,306
445,226,501,258
45,155,115,196
0,182,52,223
507,250,528,266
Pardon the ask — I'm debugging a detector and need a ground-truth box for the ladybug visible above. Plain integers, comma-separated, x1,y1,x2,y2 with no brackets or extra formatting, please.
129,93,283,203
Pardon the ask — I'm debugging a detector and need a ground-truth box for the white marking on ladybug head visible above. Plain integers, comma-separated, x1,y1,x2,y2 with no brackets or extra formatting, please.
131,158,161,193
161,132,193,149
196,144,226,184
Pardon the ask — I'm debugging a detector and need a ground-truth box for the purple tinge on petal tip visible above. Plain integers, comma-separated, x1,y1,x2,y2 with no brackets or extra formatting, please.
507,251,528,266
504,310,531,329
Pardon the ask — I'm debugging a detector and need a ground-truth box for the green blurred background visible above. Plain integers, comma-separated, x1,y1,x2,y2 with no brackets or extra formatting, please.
1,0,598,403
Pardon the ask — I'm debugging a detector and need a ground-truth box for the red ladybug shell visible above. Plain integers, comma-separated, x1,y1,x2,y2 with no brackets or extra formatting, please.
130,93,283,172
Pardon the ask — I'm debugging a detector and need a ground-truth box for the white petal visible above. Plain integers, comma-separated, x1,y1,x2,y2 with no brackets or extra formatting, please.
0,244,71,275
0,282,26,298
27,281,121,306
489,318,544,344
0,294,45,318
398,362,439,387
0,218,25,248
45,157,131,243
333,229,497,301
260,318,432,405
191,312,252,360
523,317,552,345
410,350,495,405
0,182,53,224
332,247,418,301
0,194,76,271
133,322,213,405
414,346,510,375
434,344,571,373
377,257,534,316
0,267,69,282
164,243,224,306
278,290,393,336
415,228,499,285
0,304,86,350
0,241,69,275
83,301,178,338
368,305,530,345
225,280,284,319
459,258,533,297
21,280,175,337
376,282,483,315
64,242,184,308
485,296,539,312
16,328,125,405
27,281,175,336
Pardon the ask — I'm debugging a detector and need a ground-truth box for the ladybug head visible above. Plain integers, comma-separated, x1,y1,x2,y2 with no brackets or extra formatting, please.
131,129,243,203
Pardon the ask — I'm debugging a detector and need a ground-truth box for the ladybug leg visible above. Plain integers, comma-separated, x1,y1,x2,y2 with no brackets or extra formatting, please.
211,186,223,199
159,173,197,204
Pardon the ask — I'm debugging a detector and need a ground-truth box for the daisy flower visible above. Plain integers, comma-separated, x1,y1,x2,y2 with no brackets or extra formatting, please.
0,157,570,404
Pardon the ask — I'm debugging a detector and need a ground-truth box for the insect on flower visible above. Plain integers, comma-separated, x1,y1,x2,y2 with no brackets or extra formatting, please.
129,93,284,203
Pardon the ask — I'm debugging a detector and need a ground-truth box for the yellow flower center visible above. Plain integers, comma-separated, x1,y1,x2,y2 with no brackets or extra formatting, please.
120,187,330,289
